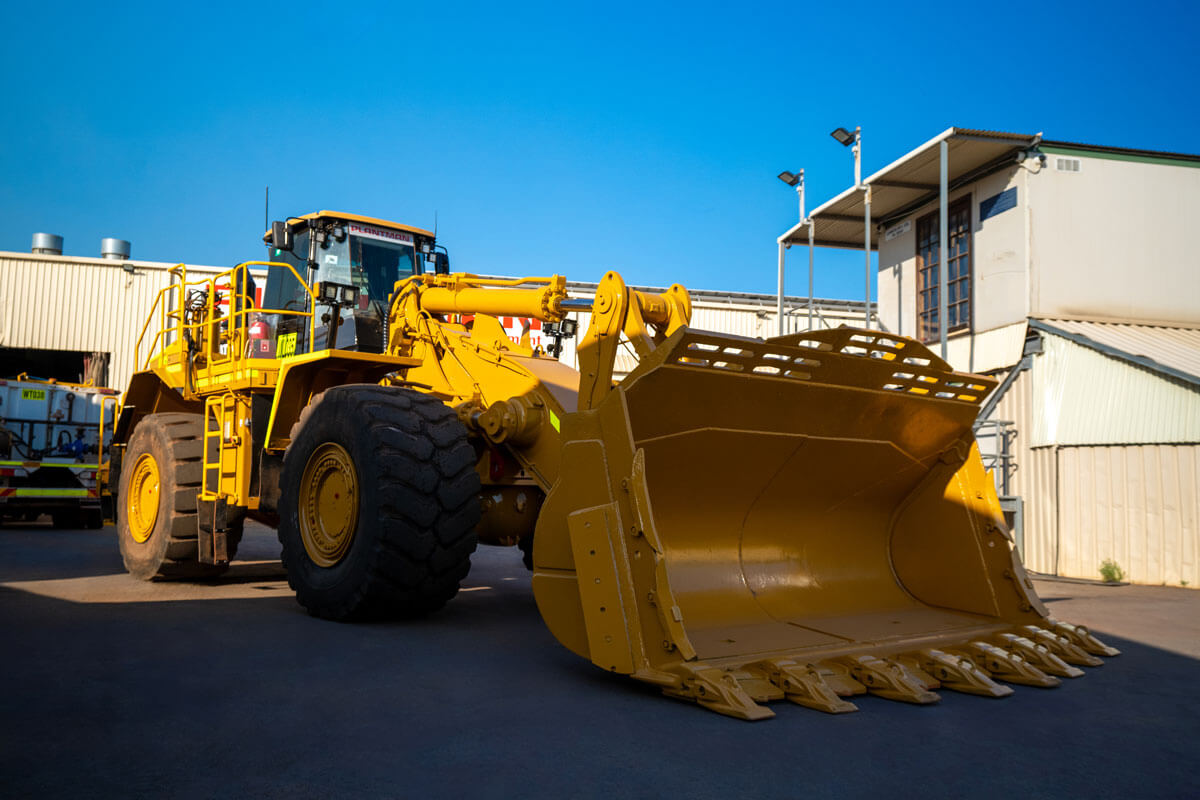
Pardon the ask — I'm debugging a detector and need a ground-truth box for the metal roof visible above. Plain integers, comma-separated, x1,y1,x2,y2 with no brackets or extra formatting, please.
1039,139,1200,165
1030,318,1200,389
1029,331,1200,446
781,128,1200,251
780,128,1040,250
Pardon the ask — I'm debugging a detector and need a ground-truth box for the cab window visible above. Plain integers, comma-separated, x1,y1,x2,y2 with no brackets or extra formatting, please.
350,237,415,311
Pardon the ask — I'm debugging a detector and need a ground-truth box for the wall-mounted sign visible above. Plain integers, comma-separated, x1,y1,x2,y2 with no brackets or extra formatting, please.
884,220,911,242
980,187,1018,221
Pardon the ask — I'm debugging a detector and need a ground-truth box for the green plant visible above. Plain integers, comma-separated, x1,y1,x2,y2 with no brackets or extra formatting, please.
1099,559,1125,583
1182,580,1190,587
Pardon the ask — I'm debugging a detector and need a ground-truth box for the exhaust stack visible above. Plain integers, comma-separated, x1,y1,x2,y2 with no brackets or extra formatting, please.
101,238,131,260
31,233,63,255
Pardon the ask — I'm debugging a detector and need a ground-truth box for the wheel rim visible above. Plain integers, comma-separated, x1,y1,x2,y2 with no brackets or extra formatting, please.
298,442,360,568
128,453,160,543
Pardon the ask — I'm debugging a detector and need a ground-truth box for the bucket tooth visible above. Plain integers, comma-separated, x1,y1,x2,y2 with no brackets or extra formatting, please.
1024,626,1105,667
662,664,775,721
816,663,869,697
754,659,859,714
905,649,1013,698
835,656,940,705
893,656,941,690
734,669,787,703
1049,620,1121,657
954,641,1061,688
994,633,1085,679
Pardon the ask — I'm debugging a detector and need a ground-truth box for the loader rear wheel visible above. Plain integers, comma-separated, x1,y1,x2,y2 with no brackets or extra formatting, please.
278,385,480,621
117,413,241,580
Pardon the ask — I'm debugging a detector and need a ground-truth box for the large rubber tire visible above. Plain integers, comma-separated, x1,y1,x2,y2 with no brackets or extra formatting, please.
278,385,480,621
117,413,241,580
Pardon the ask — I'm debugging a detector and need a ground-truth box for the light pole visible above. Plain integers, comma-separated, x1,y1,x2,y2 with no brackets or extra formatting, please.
777,169,805,219
831,126,871,328
776,170,805,336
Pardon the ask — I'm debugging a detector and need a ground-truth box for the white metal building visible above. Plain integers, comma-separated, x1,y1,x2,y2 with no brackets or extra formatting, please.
781,128,1200,587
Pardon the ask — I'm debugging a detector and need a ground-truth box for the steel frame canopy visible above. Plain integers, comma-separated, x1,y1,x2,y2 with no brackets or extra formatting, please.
777,127,1042,357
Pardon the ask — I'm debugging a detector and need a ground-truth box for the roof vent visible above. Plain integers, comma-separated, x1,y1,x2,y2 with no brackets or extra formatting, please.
101,238,131,260
1055,157,1082,173
31,233,63,255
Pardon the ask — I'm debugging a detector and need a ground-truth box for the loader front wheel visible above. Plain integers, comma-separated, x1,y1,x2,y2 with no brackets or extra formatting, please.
117,413,236,580
278,385,480,621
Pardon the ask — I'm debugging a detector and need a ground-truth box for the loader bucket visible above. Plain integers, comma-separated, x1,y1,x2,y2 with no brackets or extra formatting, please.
531,327,1117,720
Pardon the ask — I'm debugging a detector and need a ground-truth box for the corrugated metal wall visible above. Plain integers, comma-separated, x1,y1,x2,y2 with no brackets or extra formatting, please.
1023,446,1059,575
1003,439,1200,588
690,305,766,339
1031,334,1200,445
985,369,1065,575
0,253,227,391
983,333,1200,587
1057,445,1200,587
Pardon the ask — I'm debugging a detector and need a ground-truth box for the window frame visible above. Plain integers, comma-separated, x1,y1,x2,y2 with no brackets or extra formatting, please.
915,194,973,343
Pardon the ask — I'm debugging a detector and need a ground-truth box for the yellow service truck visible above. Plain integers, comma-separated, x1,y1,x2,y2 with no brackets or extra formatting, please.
110,210,1117,719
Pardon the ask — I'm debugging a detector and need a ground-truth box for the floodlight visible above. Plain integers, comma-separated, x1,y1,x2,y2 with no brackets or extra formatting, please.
777,170,801,186
830,127,856,146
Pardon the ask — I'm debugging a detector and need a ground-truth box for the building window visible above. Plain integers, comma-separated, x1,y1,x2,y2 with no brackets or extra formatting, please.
916,196,972,342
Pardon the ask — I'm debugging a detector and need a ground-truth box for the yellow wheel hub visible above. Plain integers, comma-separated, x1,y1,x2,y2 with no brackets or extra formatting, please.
298,442,360,568
128,453,161,544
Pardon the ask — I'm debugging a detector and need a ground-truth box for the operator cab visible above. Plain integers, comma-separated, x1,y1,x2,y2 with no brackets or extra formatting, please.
258,211,448,355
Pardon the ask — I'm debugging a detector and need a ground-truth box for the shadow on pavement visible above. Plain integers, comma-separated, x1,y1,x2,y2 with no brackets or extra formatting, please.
0,526,124,582
1,539,1197,798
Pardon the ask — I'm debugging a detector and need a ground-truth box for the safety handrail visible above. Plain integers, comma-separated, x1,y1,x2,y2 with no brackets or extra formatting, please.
134,261,318,374
975,418,1018,498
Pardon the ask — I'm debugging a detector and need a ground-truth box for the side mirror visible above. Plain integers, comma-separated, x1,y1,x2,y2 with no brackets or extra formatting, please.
271,221,293,253
430,251,450,275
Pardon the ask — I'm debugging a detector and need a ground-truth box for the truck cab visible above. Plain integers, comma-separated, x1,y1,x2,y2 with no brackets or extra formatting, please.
259,211,446,354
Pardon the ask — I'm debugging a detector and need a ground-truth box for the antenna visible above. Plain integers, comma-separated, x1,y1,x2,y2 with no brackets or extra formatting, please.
434,210,438,240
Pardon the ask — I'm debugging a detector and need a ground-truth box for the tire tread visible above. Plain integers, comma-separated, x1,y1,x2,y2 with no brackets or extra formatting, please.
278,385,480,620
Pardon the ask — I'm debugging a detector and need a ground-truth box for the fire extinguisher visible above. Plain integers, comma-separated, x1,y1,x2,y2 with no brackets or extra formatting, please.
248,315,273,357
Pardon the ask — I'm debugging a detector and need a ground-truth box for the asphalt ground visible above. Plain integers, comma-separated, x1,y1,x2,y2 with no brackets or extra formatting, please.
1,521,1198,799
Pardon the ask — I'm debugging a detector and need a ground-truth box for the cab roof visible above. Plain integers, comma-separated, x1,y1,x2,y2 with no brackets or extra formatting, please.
265,210,435,240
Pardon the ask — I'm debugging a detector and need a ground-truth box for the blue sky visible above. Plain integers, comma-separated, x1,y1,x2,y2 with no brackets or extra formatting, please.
2,0,1197,300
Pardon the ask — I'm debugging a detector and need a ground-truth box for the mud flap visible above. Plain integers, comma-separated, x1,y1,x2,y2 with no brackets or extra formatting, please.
197,498,229,565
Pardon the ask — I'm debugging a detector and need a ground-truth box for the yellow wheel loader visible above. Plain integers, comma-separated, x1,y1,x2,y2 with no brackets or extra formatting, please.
112,210,1117,719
